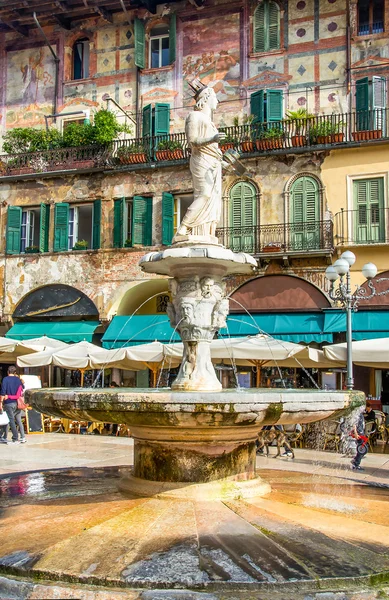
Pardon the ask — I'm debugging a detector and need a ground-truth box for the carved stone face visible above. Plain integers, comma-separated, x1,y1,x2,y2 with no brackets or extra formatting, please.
200,277,214,298
180,302,194,321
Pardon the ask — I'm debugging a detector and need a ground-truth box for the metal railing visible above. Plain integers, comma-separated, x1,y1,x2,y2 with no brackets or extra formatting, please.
0,109,388,177
334,207,389,246
216,219,334,255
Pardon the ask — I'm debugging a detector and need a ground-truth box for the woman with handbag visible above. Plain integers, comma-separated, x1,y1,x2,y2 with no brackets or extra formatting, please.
0,366,26,444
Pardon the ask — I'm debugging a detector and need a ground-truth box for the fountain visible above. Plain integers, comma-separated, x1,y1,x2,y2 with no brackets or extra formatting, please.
14,81,383,598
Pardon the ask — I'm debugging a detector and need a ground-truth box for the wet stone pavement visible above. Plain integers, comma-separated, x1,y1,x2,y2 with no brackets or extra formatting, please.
0,434,388,599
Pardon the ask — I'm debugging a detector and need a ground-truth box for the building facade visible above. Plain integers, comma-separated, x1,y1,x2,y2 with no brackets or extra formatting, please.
0,0,389,394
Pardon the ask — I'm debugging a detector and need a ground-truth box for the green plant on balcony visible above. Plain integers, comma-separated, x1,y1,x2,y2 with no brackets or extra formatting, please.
72,239,88,250
256,126,284,150
285,108,315,146
124,238,132,247
117,143,147,164
2,127,63,154
156,139,184,160
240,115,257,152
309,120,345,144
219,132,238,152
25,245,40,254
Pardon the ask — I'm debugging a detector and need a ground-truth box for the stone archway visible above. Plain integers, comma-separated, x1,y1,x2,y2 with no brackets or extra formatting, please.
13,284,99,321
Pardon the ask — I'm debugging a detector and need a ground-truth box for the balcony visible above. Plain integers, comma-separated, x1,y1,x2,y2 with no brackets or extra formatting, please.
216,220,334,258
0,110,388,180
335,208,389,246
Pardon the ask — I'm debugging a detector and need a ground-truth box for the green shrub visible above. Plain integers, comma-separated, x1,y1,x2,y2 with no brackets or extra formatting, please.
3,127,63,153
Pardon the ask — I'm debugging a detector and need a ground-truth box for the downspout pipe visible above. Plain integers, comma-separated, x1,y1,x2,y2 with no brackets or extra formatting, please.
119,0,140,137
33,12,60,121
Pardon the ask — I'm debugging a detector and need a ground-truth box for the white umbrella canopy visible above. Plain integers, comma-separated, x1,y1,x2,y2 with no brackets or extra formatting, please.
0,336,52,363
89,342,183,370
17,341,101,369
210,335,304,363
324,338,389,368
18,336,69,350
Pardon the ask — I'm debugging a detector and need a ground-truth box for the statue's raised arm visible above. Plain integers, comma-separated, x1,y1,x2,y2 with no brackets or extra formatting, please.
173,81,225,243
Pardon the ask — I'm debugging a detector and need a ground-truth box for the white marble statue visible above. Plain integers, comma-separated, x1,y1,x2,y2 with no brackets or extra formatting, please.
173,83,226,242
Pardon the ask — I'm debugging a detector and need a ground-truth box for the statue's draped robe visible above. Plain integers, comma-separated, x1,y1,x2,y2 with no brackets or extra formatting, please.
181,111,222,235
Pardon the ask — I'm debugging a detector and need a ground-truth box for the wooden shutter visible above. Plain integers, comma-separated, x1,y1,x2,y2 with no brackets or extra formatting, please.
355,77,370,131
169,13,176,64
92,199,101,250
154,104,170,136
291,177,319,250
39,203,50,253
142,104,152,138
6,206,22,255
267,89,283,122
354,178,384,243
250,90,264,124
53,203,69,252
253,3,265,53
162,192,174,245
113,198,126,248
372,76,386,131
268,1,280,50
134,18,145,69
229,182,256,252
132,196,152,246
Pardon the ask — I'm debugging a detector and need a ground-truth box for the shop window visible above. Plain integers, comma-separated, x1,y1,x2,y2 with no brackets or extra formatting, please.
250,89,283,123
229,182,258,253
353,178,385,243
290,176,320,250
355,76,387,131
72,38,90,80
253,0,280,53
53,201,101,252
113,197,152,247
134,15,176,70
358,0,384,35
6,204,50,255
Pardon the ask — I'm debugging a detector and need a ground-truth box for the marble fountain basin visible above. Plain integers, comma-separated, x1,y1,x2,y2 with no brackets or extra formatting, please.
27,387,364,484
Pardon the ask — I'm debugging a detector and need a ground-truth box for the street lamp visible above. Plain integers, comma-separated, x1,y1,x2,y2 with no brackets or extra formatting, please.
325,251,389,390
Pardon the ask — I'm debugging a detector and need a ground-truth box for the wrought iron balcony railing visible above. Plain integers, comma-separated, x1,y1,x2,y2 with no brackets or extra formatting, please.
334,207,389,246
216,220,334,255
0,109,388,178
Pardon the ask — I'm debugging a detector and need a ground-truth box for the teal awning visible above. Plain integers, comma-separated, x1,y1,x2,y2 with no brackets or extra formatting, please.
102,313,331,348
6,321,100,343
324,310,389,340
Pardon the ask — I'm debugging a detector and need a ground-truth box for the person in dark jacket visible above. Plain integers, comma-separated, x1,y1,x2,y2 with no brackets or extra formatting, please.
0,366,26,444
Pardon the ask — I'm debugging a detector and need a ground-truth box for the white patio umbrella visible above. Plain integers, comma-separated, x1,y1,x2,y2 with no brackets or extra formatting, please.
324,337,389,368
18,336,69,350
0,336,51,363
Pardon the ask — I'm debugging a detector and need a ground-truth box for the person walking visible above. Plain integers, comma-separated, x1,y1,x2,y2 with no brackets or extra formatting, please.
0,366,26,445
351,406,367,471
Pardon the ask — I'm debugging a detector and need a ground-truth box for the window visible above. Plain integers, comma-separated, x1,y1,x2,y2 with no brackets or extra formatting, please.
142,103,170,141
113,197,152,247
355,76,387,131
250,89,283,123
229,182,258,253
53,201,101,252
253,0,280,53
6,204,49,255
290,176,320,250
73,38,90,80
174,195,193,234
358,0,384,35
134,15,176,70
353,178,385,243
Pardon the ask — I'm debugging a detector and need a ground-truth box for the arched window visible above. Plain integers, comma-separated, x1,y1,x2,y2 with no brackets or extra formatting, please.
358,0,384,35
290,176,320,250
150,24,170,68
254,0,280,53
229,181,258,253
73,38,90,80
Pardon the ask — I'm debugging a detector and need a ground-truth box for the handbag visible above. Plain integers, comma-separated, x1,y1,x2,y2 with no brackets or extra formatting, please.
17,396,28,410
0,411,9,426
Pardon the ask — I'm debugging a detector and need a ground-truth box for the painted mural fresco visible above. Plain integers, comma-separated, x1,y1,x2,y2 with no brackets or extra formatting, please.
6,46,56,128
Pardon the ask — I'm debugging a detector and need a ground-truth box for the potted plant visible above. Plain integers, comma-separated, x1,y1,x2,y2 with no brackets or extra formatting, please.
309,120,345,145
156,139,171,161
285,108,314,147
352,127,382,142
117,144,147,165
124,238,132,247
25,245,40,254
72,239,88,251
219,133,237,153
156,140,184,161
256,127,284,151
241,115,256,153
167,140,184,160
262,242,282,253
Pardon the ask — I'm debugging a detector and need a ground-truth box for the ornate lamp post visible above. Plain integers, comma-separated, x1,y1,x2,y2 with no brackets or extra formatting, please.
324,250,382,390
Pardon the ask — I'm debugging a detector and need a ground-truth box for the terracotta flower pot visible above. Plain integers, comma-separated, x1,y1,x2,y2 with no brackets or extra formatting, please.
291,135,306,147
156,150,169,161
241,141,254,153
256,139,284,151
220,143,234,153
352,130,382,141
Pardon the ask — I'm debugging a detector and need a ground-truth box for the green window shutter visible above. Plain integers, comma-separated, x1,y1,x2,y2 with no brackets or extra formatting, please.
250,90,264,123
229,182,257,253
154,103,170,136
92,199,102,250
53,203,69,252
142,104,153,138
132,196,152,246
134,18,145,69
169,13,176,64
113,198,126,248
267,89,283,122
372,76,386,130
162,192,174,245
268,1,280,50
291,177,319,250
253,3,265,52
291,179,304,223
39,203,50,253
355,77,370,131
6,206,22,255
354,178,384,243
